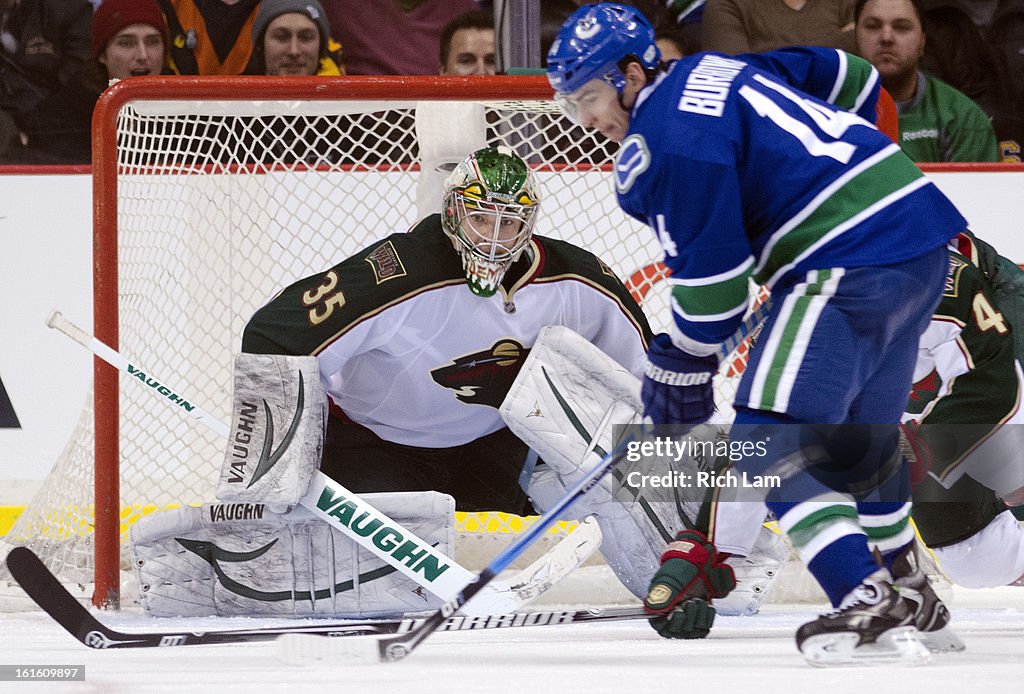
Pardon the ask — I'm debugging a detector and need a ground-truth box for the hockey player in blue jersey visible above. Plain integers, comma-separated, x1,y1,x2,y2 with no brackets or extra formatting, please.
548,3,969,664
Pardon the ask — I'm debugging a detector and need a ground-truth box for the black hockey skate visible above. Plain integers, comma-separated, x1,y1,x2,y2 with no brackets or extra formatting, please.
796,569,930,666
889,543,965,653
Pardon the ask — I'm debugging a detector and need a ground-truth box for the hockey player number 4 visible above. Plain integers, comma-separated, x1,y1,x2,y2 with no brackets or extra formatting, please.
973,292,1009,334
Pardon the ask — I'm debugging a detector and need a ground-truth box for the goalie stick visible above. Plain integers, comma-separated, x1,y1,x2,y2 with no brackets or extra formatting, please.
44,311,601,614
3,546,646,649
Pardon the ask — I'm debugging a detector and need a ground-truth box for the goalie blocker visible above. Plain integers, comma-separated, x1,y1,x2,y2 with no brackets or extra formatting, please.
217,353,327,510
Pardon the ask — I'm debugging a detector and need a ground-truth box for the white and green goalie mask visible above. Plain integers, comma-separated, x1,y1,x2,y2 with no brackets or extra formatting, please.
442,146,541,297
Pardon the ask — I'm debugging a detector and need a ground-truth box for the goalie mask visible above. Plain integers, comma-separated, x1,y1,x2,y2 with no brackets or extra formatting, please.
442,146,541,297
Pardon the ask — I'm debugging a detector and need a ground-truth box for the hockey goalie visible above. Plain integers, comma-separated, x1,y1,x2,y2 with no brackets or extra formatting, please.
129,146,783,621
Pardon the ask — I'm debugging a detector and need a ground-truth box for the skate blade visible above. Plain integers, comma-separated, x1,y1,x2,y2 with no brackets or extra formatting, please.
919,625,966,653
800,626,931,667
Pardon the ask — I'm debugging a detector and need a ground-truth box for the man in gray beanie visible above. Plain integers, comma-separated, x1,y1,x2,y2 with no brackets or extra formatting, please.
249,0,343,75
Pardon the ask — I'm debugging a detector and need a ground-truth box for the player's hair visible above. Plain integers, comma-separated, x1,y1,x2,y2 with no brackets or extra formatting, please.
855,0,924,24
439,10,494,69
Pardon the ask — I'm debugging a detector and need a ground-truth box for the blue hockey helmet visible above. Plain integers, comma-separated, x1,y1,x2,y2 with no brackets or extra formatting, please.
546,3,660,96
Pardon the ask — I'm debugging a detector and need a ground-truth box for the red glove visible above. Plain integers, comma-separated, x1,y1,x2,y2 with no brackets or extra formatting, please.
644,530,736,639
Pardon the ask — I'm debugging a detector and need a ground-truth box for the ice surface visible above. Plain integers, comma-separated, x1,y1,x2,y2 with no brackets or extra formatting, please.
1,586,1021,694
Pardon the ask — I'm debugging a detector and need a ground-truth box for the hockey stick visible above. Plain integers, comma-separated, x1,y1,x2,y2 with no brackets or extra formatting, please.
45,311,600,615
276,306,775,664
3,546,645,649
277,437,634,664
720,291,771,359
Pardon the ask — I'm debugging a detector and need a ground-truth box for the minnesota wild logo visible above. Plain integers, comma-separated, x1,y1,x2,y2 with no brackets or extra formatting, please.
907,368,942,416
430,339,530,408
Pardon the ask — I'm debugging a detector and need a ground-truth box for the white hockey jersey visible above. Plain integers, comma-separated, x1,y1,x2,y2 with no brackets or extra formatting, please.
243,214,652,448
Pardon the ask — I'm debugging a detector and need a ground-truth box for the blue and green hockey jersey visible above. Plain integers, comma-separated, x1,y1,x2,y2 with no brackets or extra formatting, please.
614,46,967,353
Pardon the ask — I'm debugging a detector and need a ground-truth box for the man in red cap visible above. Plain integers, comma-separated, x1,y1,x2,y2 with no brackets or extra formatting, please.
91,0,169,82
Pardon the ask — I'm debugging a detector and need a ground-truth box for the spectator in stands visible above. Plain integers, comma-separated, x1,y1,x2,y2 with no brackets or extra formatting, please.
320,0,479,75
541,0,582,61
248,0,343,75
5,0,169,165
439,10,495,76
655,0,705,52
93,0,170,81
702,0,858,54
855,0,1000,162
157,0,260,75
921,0,1024,161
991,0,1024,110
655,16,699,59
0,0,92,162
241,0,346,165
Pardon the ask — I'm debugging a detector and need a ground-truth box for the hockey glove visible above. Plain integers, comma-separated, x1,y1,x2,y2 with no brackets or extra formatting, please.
641,333,718,425
898,421,932,487
643,530,736,639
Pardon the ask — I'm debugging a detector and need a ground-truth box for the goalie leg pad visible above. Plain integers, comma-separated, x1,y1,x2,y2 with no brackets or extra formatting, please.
527,465,701,601
217,353,328,508
507,327,711,601
130,491,455,618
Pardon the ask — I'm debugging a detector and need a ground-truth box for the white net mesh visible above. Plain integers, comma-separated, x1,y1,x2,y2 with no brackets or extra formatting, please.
1,78,753,606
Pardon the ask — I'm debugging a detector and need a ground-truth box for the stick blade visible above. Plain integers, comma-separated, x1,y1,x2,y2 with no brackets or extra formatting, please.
504,515,602,605
4,546,110,645
6,546,76,613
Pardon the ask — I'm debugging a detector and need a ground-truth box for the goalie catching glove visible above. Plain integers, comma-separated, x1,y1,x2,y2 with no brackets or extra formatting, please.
643,530,736,639
641,334,718,425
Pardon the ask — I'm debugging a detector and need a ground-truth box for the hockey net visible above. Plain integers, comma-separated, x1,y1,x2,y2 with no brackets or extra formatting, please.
0,76,760,609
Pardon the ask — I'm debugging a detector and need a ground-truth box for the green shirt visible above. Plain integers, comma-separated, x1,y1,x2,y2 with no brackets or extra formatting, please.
896,72,1000,163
